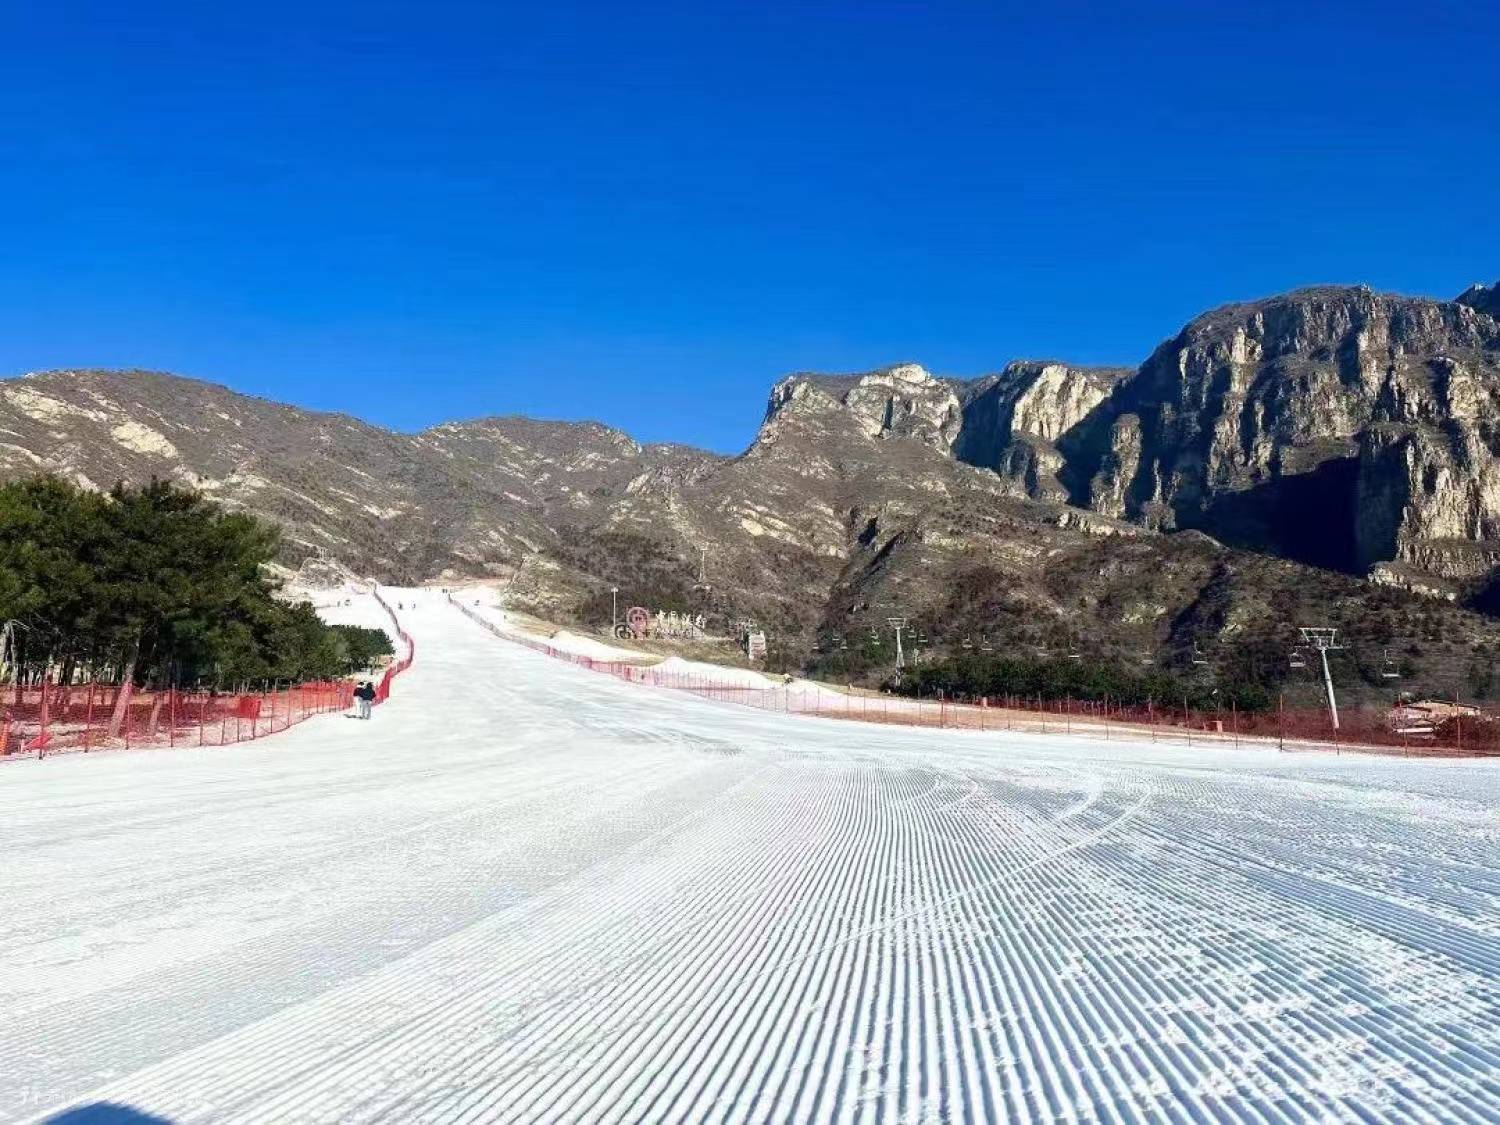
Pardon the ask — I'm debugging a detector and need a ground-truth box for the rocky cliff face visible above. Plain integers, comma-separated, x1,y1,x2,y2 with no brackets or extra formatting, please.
951,361,1130,502
766,364,963,452
1457,280,1500,319
1062,287,1500,592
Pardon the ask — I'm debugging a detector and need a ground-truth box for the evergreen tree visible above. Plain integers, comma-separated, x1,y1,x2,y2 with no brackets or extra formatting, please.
0,474,368,701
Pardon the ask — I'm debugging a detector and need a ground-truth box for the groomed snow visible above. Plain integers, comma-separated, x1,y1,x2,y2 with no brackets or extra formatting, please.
2,589,1497,1123
456,595,653,662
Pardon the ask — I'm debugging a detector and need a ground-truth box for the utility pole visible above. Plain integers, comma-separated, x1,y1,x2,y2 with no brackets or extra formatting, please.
1300,627,1344,730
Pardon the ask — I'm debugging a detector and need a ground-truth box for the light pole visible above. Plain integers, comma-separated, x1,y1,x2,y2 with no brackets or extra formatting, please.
1300,627,1344,730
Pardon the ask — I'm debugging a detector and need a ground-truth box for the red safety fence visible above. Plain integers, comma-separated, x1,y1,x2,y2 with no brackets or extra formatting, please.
370,588,415,702
1,589,415,761
449,597,1500,758
0,679,354,759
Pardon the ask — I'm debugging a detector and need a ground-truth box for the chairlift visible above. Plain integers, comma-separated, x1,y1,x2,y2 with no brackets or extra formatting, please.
1289,647,1307,670
980,637,994,652
961,637,974,651
1381,647,1400,680
839,639,849,651
1192,642,1210,666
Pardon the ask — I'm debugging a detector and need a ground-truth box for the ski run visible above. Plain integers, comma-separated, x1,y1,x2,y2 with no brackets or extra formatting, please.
2,589,1497,1125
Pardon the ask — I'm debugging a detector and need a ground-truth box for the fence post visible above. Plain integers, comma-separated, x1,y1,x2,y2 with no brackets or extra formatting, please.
84,683,95,752
1185,695,1191,748
37,673,50,757
1231,699,1238,750
1278,693,1285,753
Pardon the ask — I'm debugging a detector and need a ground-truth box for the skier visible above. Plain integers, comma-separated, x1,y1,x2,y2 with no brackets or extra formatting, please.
356,681,374,720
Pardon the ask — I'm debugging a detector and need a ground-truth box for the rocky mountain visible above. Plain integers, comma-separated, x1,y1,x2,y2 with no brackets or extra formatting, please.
4,278,1499,702
1457,280,1500,319
1058,287,1500,599
0,369,718,584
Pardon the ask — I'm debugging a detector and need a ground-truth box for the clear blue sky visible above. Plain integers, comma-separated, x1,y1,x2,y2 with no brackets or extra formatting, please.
1,2,1495,452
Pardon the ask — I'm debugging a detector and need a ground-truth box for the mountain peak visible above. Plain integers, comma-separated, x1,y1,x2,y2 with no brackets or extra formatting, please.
1457,280,1500,319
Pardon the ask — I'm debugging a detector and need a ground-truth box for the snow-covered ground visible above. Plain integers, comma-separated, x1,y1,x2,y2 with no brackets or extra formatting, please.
2,589,1497,1123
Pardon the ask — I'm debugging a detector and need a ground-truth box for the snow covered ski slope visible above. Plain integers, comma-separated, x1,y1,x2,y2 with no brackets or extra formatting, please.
2,590,1498,1123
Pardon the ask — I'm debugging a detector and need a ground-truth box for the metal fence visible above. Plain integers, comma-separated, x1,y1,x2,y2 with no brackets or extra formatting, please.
450,597,1499,757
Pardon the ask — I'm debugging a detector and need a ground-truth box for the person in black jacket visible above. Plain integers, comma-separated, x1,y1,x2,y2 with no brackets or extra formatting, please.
355,681,374,720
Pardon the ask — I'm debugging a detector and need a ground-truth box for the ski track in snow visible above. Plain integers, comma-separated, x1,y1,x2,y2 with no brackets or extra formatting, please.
2,591,1498,1124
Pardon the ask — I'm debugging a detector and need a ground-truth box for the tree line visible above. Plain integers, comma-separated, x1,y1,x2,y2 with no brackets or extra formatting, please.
894,652,1275,713
0,475,392,694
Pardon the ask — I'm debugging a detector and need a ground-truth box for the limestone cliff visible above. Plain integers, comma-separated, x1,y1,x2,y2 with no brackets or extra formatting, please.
951,361,1129,501
765,364,962,452
1067,287,1500,591
1457,280,1500,319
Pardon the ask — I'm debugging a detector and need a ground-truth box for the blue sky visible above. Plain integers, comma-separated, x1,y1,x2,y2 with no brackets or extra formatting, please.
0,1,1495,452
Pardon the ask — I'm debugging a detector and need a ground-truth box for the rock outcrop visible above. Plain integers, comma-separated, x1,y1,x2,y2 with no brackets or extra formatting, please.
952,361,1129,501
766,364,963,452
1457,280,1500,319
1063,287,1500,591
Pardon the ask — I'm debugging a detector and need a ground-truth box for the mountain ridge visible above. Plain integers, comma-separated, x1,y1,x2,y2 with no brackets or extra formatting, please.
4,279,1499,702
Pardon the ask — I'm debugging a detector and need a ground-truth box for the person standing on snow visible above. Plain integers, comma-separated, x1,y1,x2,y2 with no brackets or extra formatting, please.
355,681,374,720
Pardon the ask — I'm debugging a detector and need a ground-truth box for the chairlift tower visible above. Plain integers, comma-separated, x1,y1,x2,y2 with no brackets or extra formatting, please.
691,545,712,595
887,617,909,671
1299,627,1344,730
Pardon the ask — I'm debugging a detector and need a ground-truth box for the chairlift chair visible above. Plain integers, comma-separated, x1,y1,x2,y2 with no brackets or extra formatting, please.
1192,642,1210,666
1381,647,1400,679
1289,648,1307,670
